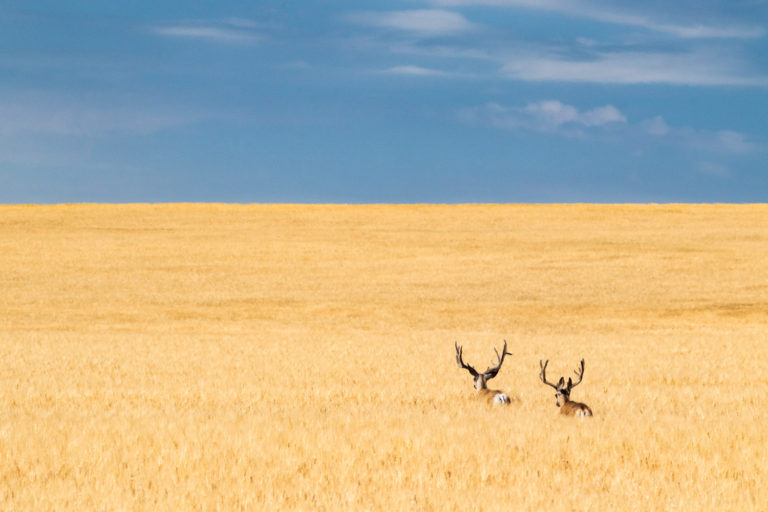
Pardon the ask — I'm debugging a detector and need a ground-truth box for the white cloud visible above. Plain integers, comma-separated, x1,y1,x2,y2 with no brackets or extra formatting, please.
151,19,261,44
340,4,765,87
713,130,756,154
383,65,451,76
580,105,627,126
348,9,476,36
640,115,759,154
657,23,766,39
428,0,766,39
464,102,761,155
528,100,627,128
501,50,768,86
371,38,764,87
521,101,626,127
463,100,626,132
523,100,579,126
642,116,670,136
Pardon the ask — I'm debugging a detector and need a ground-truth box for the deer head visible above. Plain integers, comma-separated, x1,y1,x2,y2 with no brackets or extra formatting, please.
455,340,512,392
539,358,585,408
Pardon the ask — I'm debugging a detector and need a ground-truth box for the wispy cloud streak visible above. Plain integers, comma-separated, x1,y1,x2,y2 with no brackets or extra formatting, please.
463,100,762,154
347,9,477,36
151,19,261,44
461,100,626,132
382,65,452,76
642,119,760,154
501,49,768,86
428,0,766,39
343,5,766,87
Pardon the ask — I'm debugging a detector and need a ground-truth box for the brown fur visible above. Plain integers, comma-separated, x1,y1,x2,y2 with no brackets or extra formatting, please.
560,400,593,417
477,388,508,405
456,341,512,406
540,359,593,417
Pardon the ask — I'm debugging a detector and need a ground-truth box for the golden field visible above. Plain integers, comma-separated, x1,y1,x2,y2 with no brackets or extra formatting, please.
1,203,767,511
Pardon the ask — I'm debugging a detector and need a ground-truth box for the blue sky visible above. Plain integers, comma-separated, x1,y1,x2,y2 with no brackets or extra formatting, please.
1,0,767,203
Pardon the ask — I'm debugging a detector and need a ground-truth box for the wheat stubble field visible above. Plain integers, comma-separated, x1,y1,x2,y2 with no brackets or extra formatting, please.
1,203,767,511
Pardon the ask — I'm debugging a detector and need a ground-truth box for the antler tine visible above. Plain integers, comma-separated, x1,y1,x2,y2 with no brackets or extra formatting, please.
491,340,506,366
455,341,479,377
483,340,509,380
571,358,585,388
539,359,559,389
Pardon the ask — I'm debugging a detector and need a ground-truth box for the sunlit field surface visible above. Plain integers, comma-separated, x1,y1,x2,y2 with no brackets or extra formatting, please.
1,204,767,510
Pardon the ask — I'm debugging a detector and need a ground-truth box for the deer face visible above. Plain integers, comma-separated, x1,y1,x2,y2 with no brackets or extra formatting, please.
541,361,584,408
541,360,593,417
554,377,571,407
473,374,488,391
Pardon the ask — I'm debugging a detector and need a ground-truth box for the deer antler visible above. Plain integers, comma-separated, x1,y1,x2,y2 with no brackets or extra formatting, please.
539,359,559,390
455,342,479,377
482,340,511,381
570,359,585,388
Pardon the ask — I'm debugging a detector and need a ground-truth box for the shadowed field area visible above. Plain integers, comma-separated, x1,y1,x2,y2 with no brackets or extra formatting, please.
1,203,767,510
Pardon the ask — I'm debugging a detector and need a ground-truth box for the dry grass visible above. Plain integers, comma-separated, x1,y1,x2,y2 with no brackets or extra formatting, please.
1,203,767,511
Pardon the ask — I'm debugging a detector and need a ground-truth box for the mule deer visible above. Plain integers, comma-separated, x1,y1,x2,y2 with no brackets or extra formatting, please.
455,340,513,405
539,359,593,417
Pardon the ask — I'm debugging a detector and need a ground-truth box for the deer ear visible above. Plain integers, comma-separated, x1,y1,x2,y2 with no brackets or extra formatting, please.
567,377,573,388
557,377,565,388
